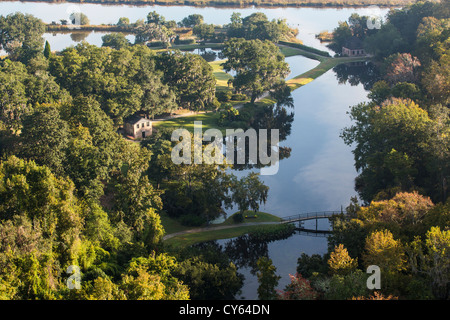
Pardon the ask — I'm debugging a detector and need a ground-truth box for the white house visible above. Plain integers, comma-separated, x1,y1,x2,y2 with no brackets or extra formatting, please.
124,115,152,139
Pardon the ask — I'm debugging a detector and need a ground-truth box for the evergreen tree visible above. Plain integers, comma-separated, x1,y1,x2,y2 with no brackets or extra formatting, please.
43,40,51,59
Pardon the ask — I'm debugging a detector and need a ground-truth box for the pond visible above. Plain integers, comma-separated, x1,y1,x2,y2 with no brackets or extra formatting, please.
218,64,370,299
1,1,381,299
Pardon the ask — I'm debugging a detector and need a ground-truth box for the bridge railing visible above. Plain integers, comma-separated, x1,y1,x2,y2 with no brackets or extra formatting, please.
281,211,345,223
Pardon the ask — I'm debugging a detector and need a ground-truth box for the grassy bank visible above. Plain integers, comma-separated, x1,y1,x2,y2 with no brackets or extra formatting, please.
210,59,233,91
162,211,283,248
286,55,369,90
152,111,226,133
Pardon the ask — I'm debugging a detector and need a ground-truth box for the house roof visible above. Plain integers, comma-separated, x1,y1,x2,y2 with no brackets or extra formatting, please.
124,114,148,125
343,36,363,50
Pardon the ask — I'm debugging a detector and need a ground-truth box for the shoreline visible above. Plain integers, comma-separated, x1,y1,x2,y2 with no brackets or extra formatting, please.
0,0,410,9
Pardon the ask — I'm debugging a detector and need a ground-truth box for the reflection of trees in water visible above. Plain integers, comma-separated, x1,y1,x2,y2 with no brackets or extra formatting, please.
188,227,296,287
70,31,90,42
224,235,269,275
200,50,217,62
183,48,220,62
188,236,270,276
332,61,381,91
181,241,231,267
227,103,293,172
253,105,294,140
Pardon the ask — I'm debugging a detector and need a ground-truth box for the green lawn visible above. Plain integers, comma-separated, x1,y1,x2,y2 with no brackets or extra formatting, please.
162,211,282,248
221,211,282,225
164,225,268,248
286,56,368,91
210,59,233,91
152,111,228,134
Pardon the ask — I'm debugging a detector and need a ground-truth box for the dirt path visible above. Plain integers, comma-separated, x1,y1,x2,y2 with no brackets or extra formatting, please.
162,221,281,240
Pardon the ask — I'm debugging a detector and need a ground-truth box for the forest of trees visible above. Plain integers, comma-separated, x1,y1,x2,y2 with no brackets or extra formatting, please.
0,11,285,300
0,0,449,301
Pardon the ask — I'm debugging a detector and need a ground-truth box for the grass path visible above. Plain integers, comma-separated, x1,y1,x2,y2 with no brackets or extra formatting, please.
162,211,282,247
210,59,233,91
286,55,369,91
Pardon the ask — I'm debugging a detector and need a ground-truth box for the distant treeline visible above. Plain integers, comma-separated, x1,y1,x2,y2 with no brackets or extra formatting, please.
0,0,413,8
45,24,192,34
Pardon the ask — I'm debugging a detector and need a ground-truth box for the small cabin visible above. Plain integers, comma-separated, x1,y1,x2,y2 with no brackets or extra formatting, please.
124,115,152,139
342,37,365,57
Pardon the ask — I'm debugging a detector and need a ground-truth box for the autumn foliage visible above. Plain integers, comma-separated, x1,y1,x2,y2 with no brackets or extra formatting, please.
277,273,318,300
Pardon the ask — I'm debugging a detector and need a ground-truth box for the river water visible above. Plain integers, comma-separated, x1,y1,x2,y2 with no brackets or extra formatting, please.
1,1,382,299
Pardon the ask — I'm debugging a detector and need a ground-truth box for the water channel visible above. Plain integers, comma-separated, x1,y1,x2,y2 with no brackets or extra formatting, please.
1,1,386,299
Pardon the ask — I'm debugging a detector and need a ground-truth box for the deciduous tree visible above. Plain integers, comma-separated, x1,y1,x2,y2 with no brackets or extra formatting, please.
221,38,290,103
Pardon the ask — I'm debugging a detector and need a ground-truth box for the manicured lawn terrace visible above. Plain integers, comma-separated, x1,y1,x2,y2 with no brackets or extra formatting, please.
210,59,233,91
152,111,223,133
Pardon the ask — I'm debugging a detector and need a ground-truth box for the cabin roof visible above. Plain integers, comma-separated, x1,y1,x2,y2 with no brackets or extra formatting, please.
343,36,363,50
124,114,148,125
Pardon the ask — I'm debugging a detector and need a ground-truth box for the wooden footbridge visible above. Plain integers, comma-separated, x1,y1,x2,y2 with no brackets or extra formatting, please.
281,211,346,234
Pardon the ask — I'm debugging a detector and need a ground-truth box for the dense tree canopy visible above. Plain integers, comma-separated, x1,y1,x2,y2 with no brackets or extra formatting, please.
226,12,296,43
1,2,449,301
0,13,45,63
297,1,450,301
221,38,290,103
155,50,217,111
49,43,177,124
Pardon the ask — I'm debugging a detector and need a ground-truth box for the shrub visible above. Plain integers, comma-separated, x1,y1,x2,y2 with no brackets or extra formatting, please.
174,37,195,45
231,93,247,101
180,214,207,227
232,213,244,223
216,90,232,102
249,224,295,242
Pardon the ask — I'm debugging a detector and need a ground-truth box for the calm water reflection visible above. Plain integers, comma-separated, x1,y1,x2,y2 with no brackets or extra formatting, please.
227,68,369,217
219,67,369,299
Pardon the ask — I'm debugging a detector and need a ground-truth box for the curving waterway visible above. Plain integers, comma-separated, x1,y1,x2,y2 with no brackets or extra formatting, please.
1,1,384,299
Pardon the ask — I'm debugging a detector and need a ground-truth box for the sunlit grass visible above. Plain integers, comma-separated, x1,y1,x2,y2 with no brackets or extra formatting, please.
162,211,282,248
209,59,233,91
286,56,368,91
152,111,225,134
